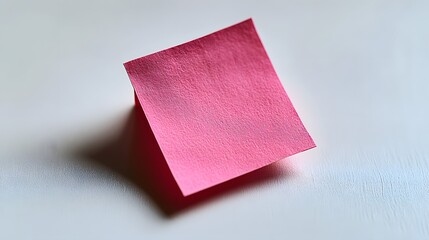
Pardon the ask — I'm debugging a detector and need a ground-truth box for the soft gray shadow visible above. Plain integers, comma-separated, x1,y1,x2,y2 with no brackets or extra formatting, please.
71,99,294,218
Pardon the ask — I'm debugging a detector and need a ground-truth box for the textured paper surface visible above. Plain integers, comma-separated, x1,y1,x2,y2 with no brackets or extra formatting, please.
124,19,315,196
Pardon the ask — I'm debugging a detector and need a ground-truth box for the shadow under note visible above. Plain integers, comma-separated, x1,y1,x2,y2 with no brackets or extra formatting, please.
74,97,294,217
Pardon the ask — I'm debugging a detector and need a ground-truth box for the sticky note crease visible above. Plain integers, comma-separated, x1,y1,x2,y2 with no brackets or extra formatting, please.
124,19,315,196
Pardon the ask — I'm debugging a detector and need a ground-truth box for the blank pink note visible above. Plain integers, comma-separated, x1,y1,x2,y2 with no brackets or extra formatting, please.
124,19,315,196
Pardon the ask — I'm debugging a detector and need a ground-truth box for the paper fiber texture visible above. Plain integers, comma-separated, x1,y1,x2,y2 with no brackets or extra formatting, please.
124,19,315,196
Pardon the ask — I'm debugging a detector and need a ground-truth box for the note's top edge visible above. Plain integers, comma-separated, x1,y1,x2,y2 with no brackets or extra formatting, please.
123,18,254,68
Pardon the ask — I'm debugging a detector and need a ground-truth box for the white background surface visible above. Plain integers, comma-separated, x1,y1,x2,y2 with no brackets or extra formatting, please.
1,0,428,239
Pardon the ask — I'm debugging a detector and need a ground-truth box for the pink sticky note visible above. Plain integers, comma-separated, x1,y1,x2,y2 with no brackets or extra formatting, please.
124,19,315,196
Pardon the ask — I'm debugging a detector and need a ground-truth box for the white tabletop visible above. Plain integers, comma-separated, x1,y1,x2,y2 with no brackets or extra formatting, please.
1,0,428,239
